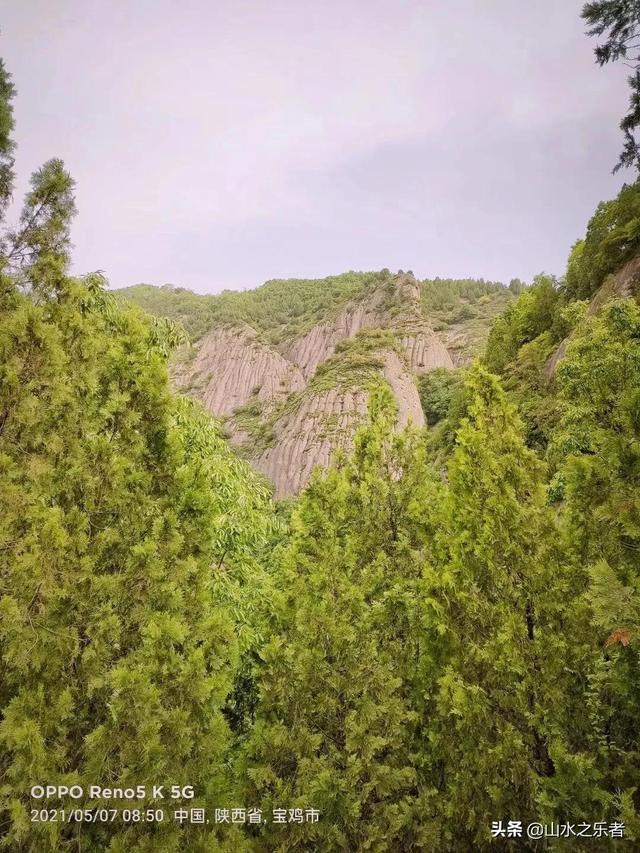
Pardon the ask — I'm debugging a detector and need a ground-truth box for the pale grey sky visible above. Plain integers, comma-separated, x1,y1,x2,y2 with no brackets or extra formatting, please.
0,0,630,292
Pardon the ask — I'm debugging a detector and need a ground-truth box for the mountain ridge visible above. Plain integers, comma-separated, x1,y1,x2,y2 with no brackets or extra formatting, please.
115,270,515,496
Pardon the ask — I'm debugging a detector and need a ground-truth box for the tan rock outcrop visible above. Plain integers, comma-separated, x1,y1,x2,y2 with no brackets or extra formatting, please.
283,299,383,378
382,351,425,428
282,273,434,377
398,331,454,373
398,273,421,303
172,271,458,496
253,387,370,498
249,349,424,497
176,326,304,416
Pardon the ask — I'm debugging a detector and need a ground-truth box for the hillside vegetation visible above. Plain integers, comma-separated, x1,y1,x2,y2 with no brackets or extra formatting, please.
2,33,640,853
115,272,386,342
115,273,513,355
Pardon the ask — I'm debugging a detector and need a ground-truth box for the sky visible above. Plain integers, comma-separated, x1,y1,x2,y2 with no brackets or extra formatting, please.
1,0,631,293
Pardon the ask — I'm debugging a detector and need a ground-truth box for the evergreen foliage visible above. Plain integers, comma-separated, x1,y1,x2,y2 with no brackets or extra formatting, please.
564,181,640,299
114,272,389,343
418,277,510,318
0,63,273,851
2,27,640,851
115,275,513,358
425,367,573,847
546,298,640,836
583,1,640,172
243,389,443,852
484,275,560,375
417,367,464,425
0,261,272,853
0,58,16,222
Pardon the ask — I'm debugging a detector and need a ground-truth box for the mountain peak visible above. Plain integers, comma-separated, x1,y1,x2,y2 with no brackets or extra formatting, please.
393,270,420,304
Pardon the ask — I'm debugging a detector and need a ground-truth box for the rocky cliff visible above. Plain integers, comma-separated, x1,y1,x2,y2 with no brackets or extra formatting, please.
118,270,512,497
173,273,453,496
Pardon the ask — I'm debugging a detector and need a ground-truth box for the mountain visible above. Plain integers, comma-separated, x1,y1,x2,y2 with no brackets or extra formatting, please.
115,270,514,496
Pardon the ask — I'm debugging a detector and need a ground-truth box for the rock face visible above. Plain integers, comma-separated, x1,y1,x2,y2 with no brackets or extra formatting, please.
174,272,454,496
387,274,454,373
174,325,305,415
282,286,388,378
399,330,454,374
255,388,370,498
250,348,426,499
382,351,426,429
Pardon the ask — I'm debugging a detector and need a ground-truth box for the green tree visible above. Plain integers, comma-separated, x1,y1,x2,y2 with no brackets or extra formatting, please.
583,1,640,172
0,278,266,853
484,275,560,375
548,300,640,836
5,158,77,290
551,299,640,575
0,58,15,222
418,367,464,426
426,365,581,849
244,387,443,851
563,181,640,300
0,56,272,852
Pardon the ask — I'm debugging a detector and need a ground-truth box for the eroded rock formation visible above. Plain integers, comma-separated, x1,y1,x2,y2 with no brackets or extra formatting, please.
254,388,370,498
174,272,454,496
173,325,304,415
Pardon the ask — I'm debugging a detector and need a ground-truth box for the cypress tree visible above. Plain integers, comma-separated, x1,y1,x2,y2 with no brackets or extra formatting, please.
244,386,442,851
551,300,640,837
426,365,572,849
0,57,271,852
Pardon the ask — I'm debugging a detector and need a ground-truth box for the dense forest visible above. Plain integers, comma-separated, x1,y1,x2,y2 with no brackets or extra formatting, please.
2,3,640,850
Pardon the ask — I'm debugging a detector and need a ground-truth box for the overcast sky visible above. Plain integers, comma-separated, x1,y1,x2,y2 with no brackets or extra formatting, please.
1,0,631,292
